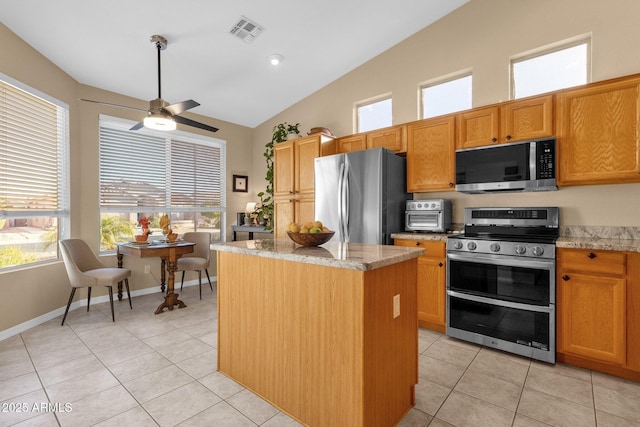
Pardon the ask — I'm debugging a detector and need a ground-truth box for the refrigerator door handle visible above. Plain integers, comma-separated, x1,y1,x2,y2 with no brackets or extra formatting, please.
337,162,345,241
343,160,350,242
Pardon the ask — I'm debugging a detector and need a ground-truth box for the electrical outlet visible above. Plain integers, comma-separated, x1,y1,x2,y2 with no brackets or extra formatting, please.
144,265,151,274
393,294,400,318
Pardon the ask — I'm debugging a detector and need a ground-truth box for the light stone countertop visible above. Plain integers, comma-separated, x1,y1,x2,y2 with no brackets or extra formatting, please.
556,237,640,252
211,238,424,271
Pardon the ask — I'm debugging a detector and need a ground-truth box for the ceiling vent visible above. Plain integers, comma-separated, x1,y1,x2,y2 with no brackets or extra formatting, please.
229,16,264,44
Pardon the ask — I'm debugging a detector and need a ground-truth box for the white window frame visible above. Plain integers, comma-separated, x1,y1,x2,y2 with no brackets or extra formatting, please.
0,73,70,271
98,116,226,253
511,36,591,99
355,94,392,133
420,71,473,119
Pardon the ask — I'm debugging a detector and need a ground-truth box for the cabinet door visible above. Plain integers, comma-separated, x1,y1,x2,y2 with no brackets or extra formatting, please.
558,271,626,365
457,106,500,149
274,197,295,239
557,77,640,185
417,257,446,330
336,134,366,153
295,136,321,197
274,141,295,197
501,95,553,142
366,125,407,153
407,116,456,192
295,197,315,224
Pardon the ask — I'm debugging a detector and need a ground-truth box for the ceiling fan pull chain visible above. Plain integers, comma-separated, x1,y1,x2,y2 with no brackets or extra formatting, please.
156,41,162,99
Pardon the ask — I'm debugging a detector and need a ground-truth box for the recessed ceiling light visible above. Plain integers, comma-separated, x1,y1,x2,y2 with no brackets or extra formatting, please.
267,54,284,66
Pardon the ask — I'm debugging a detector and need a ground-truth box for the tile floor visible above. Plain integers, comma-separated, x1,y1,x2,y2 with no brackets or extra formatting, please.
2,284,640,427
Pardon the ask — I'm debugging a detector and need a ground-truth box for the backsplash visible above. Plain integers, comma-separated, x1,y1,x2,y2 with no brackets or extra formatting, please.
560,226,640,240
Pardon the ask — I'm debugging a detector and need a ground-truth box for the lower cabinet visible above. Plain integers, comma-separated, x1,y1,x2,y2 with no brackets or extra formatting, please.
557,248,640,380
394,239,446,332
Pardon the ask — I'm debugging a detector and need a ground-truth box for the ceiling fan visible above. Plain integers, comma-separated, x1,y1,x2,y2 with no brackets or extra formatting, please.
81,35,218,133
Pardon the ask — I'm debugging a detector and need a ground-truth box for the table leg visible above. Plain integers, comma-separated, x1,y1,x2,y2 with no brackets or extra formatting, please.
160,258,166,293
155,259,187,314
249,232,254,240
116,253,124,301
232,230,237,241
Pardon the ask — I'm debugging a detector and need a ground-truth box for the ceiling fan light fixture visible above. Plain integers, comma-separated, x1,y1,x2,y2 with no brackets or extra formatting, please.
267,54,284,66
144,114,176,131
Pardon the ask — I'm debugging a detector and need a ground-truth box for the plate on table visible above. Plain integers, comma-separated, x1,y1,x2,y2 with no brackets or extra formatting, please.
129,241,150,246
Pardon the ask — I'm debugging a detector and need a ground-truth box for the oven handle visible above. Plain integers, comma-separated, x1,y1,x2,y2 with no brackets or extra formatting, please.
447,252,555,270
447,290,554,313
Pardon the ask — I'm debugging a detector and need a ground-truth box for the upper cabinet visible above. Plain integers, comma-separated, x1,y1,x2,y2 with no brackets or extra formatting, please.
407,115,456,192
557,76,640,186
336,134,366,154
457,95,554,149
366,125,407,153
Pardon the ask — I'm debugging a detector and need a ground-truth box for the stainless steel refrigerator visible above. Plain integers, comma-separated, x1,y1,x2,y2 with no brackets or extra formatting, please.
314,147,408,245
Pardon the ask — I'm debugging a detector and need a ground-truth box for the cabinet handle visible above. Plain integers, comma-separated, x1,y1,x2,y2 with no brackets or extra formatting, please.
439,262,443,267
491,137,497,143
587,252,597,259
562,275,570,281
448,182,454,188
289,191,294,194
505,135,512,141
415,241,421,246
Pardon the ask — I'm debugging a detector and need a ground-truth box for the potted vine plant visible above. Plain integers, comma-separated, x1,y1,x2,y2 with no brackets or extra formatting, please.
256,122,300,230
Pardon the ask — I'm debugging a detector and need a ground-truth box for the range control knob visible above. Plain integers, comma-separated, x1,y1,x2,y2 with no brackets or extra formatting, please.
467,242,477,251
453,240,463,250
490,243,501,252
514,245,527,255
531,246,545,257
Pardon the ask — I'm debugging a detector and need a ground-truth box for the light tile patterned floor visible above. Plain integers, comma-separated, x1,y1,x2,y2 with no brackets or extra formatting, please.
1,284,640,426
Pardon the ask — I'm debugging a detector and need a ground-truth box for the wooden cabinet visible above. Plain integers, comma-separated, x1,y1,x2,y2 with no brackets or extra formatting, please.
394,238,446,332
366,125,407,153
336,134,366,153
457,95,553,149
407,115,456,193
273,134,335,238
556,77,640,186
557,248,640,381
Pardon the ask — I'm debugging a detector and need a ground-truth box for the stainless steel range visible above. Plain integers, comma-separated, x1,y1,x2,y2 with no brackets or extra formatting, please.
446,207,559,363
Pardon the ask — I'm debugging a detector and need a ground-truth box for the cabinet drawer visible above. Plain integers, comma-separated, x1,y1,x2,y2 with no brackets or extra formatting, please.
394,239,445,258
558,248,626,276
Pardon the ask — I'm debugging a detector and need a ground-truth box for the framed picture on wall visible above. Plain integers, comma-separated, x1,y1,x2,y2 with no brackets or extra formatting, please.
233,174,248,192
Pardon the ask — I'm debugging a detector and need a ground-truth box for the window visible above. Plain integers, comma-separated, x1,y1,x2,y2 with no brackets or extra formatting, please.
0,74,69,271
512,39,590,99
99,116,226,252
357,96,392,132
421,73,472,119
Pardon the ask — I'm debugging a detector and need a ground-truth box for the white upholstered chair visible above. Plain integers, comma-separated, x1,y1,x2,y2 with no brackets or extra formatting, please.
59,239,132,326
177,232,213,299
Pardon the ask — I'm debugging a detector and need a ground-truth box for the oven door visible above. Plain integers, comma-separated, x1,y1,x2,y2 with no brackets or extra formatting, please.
405,210,443,232
446,252,554,305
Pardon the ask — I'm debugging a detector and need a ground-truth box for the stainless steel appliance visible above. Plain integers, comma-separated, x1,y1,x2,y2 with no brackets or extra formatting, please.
455,138,557,194
314,148,408,245
446,207,559,363
405,199,452,232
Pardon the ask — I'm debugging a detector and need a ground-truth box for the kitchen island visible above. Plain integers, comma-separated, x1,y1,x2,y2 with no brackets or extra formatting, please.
211,238,424,427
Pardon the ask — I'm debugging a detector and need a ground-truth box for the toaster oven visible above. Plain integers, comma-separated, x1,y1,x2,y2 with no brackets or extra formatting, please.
405,199,452,232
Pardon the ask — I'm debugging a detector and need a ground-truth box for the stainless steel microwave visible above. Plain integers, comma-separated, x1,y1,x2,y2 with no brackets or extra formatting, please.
455,138,557,194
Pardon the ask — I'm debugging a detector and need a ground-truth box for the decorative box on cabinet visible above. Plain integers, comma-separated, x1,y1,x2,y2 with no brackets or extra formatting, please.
556,76,640,186
394,238,446,332
407,116,456,193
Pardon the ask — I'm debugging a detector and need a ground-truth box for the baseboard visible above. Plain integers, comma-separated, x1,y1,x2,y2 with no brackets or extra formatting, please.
0,277,217,342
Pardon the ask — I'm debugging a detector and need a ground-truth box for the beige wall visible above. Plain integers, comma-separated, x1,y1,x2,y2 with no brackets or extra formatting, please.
0,23,254,332
252,0,640,227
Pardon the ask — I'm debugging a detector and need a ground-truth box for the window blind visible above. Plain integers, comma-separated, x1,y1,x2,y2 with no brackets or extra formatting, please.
0,78,69,218
99,118,226,214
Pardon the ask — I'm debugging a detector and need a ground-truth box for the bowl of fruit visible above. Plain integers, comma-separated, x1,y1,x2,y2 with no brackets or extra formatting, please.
286,220,335,247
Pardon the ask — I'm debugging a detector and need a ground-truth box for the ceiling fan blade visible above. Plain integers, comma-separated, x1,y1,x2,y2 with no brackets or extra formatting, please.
163,99,200,116
130,121,145,131
79,98,149,113
173,115,218,133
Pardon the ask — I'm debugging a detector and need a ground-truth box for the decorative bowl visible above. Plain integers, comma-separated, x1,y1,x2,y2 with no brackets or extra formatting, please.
134,234,148,242
308,127,333,136
166,233,178,242
287,231,335,247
